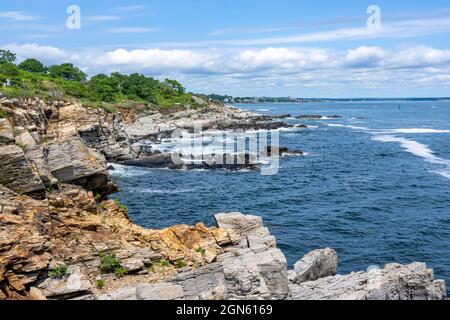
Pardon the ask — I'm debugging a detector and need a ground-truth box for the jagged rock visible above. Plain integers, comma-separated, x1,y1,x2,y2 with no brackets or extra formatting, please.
215,212,264,238
15,130,37,149
136,283,184,300
0,118,14,143
37,265,91,299
0,144,45,193
98,282,184,300
288,248,338,284
215,213,288,300
170,262,227,300
25,146,57,186
29,287,47,300
288,262,446,300
46,137,107,182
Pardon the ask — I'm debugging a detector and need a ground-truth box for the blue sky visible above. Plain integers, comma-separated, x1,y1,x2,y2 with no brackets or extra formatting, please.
1,0,450,97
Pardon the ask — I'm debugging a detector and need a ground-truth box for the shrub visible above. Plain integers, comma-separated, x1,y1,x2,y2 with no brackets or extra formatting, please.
15,141,27,150
0,109,7,118
49,264,70,278
96,279,105,289
195,246,206,255
176,259,187,269
113,199,128,213
114,267,127,278
99,252,128,278
99,252,121,273
159,259,170,267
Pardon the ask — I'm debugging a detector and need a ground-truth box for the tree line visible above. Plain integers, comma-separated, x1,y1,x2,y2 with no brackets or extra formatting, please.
0,49,193,108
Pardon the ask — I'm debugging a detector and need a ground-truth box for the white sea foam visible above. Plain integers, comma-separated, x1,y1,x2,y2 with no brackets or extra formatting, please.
326,123,370,131
137,188,193,194
326,123,345,127
372,135,450,179
383,128,450,134
432,170,450,179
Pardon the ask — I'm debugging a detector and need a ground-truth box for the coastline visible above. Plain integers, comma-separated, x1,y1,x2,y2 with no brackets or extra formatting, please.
0,96,446,300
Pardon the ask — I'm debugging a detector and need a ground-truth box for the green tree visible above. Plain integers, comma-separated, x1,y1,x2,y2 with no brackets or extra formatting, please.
0,63,20,76
48,63,86,82
88,74,120,102
164,79,185,94
18,58,47,74
121,73,159,103
0,50,16,64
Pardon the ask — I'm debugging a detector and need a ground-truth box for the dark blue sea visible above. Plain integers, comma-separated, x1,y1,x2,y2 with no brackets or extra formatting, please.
110,101,450,286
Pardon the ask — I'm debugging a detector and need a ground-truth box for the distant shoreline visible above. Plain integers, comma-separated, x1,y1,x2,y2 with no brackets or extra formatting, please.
231,98,450,104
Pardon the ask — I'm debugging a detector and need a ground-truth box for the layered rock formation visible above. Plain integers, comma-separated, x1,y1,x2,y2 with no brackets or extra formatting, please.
0,97,446,300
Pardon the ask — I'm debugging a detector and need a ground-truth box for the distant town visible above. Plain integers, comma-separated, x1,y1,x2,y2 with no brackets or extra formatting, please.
205,94,450,104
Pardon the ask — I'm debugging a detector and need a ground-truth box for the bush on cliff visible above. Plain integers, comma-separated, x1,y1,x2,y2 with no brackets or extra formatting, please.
0,49,199,111
99,252,127,277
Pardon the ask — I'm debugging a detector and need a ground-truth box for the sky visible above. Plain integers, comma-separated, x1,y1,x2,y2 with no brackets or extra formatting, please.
1,0,450,98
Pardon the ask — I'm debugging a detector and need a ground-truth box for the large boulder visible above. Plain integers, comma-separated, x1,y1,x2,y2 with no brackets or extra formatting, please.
215,213,288,299
97,282,184,300
46,137,116,194
0,144,45,193
288,248,338,284
288,262,446,300
37,266,91,299
0,118,14,143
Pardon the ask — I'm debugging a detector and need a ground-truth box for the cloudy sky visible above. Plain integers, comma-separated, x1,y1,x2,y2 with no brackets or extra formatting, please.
1,0,450,97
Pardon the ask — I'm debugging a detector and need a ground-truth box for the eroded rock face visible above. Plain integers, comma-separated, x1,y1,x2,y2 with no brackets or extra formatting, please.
0,118,14,143
0,144,45,193
0,98,121,195
0,184,234,300
98,213,290,300
288,248,338,284
288,262,446,300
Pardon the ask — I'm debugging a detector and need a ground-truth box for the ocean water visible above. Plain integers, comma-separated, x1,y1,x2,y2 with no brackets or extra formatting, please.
110,101,450,286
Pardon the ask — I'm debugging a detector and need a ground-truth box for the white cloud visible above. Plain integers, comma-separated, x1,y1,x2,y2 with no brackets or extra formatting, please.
0,11,40,21
344,47,387,67
3,43,450,96
205,16,450,46
96,48,217,73
2,43,78,65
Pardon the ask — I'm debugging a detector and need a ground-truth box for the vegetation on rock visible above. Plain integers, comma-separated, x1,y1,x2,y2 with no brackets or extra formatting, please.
99,252,127,277
0,49,199,112
49,264,70,278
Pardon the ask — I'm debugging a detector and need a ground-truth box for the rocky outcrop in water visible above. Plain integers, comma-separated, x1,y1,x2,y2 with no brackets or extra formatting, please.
288,262,446,300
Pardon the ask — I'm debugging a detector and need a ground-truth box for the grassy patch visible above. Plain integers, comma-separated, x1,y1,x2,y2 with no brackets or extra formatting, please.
96,279,105,289
176,259,187,269
99,252,127,277
147,259,171,272
0,109,7,118
15,141,27,150
113,199,128,213
195,246,206,255
49,264,70,278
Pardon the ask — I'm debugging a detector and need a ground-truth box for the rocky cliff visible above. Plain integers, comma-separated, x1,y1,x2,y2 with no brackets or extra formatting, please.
0,97,446,300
